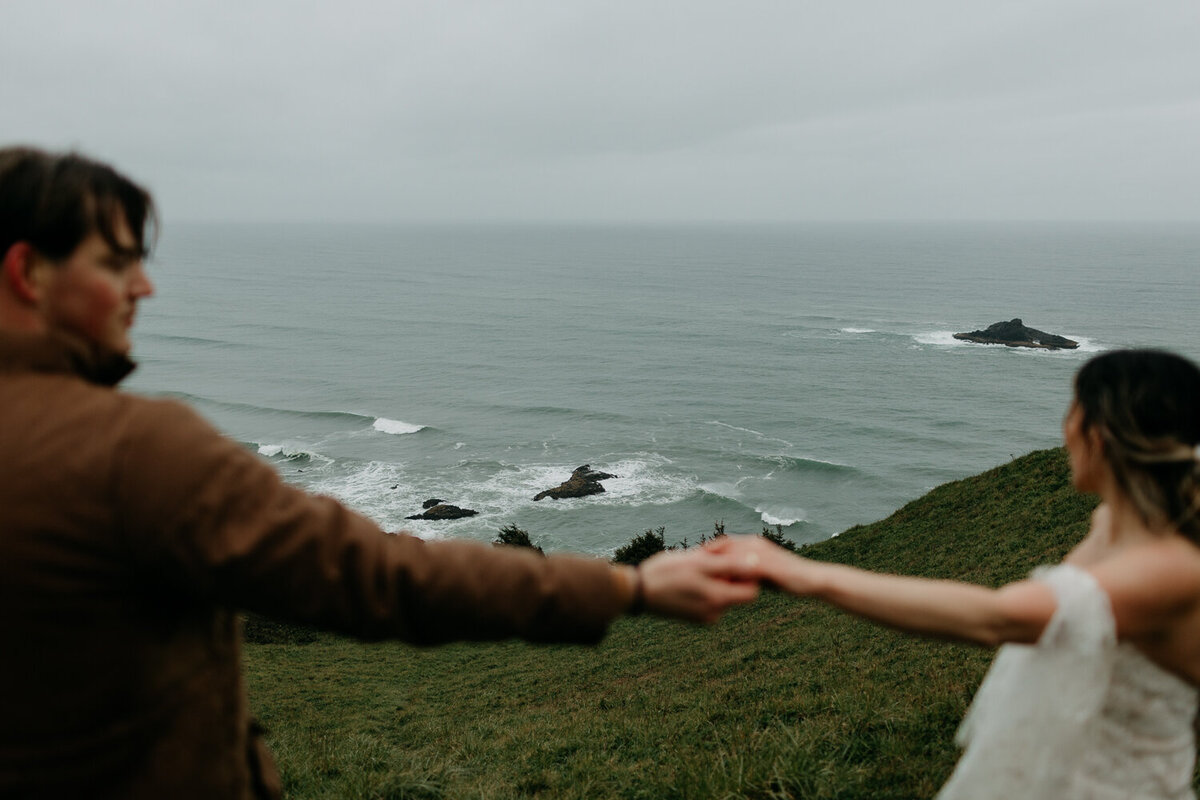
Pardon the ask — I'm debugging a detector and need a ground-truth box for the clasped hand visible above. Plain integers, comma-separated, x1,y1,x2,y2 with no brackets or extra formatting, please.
636,534,811,624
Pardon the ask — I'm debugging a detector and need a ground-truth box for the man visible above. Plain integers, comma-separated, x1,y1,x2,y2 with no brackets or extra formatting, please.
0,147,759,799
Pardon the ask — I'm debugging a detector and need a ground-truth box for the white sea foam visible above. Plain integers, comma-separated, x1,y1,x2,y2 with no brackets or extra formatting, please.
373,417,425,435
303,460,426,532
257,443,335,467
301,457,697,539
759,508,807,527
467,457,697,513
698,480,744,500
1071,336,1106,354
840,327,876,334
290,455,705,547
598,458,697,505
912,330,962,347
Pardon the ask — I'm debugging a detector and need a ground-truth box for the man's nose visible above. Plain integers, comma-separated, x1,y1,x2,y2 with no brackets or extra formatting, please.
129,263,154,298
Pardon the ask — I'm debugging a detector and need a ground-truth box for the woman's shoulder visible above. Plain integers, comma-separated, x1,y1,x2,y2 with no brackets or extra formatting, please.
1086,535,1200,638
1094,534,1200,579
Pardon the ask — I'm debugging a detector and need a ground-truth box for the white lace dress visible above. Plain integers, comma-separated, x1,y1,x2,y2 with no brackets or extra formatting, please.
938,564,1198,800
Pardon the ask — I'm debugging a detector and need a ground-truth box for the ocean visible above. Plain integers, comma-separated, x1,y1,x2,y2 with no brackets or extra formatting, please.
127,221,1200,555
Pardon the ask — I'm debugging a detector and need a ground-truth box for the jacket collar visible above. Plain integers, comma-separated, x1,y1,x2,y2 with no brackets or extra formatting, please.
0,330,136,387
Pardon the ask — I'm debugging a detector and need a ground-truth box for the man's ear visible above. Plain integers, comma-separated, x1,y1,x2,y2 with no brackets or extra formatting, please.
1,242,45,304
1088,424,1108,463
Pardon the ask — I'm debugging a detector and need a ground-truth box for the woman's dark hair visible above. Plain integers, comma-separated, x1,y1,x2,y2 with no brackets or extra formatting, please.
1074,349,1200,540
0,146,157,262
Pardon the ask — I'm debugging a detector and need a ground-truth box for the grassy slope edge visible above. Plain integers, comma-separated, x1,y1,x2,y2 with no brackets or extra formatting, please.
243,448,1103,799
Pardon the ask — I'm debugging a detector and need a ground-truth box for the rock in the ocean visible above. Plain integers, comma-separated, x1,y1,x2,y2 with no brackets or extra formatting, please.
406,502,478,520
953,318,1078,350
533,465,616,501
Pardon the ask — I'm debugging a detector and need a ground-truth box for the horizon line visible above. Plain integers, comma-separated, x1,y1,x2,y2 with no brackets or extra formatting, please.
160,217,1200,227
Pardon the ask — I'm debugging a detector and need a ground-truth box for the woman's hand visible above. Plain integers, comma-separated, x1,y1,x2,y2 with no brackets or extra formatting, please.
703,534,825,596
635,547,762,624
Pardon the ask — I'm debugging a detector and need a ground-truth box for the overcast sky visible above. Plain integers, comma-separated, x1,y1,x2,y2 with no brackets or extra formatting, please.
3,1,1198,222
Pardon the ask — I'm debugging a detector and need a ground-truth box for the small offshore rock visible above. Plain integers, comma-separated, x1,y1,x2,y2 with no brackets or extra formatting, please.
533,465,616,502
406,503,478,520
421,498,444,509
953,318,1078,350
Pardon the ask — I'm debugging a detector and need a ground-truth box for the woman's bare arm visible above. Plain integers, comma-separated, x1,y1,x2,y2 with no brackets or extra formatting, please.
710,535,1056,647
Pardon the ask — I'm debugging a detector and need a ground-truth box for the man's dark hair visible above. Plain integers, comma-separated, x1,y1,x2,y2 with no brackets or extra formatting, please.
0,146,157,262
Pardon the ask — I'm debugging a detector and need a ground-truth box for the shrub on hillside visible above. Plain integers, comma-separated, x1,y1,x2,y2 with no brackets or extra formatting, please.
612,526,669,565
493,523,545,555
761,523,798,551
613,520,798,564
697,520,726,545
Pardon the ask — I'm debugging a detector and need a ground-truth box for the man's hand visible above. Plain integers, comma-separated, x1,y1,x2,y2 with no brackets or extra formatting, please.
636,547,761,624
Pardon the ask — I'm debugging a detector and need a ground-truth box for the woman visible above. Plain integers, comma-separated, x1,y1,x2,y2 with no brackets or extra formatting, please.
714,349,1200,798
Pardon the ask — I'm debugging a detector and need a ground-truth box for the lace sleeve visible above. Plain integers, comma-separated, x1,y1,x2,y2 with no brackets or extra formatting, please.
937,564,1117,800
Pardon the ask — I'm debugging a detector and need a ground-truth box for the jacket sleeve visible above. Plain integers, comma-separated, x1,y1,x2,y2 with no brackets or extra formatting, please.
113,398,627,644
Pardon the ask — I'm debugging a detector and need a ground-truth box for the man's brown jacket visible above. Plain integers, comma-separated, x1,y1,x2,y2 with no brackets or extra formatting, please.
0,331,627,799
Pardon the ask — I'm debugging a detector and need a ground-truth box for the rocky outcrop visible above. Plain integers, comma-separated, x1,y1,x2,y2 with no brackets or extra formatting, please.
406,498,478,520
953,319,1078,350
533,465,616,501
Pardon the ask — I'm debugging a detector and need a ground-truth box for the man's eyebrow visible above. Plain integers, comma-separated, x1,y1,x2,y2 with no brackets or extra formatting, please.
101,251,140,267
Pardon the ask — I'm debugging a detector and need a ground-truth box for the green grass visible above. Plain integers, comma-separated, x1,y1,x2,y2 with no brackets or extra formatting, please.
243,448,1104,799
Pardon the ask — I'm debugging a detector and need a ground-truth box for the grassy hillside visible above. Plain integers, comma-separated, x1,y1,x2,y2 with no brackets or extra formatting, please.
243,448,1099,799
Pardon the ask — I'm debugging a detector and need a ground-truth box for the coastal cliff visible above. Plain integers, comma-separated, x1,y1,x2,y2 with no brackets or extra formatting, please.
244,449,1102,799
